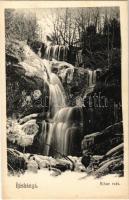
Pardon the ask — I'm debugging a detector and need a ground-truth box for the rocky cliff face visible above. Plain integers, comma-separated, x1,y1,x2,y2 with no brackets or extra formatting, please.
6,40,50,118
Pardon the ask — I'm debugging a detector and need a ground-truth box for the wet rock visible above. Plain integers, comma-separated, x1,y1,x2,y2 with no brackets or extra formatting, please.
33,155,50,169
27,156,38,173
81,155,91,169
81,122,123,155
6,40,50,117
7,118,39,151
50,168,62,176
52,163,70,172
7,148,27,172
73,157,86,172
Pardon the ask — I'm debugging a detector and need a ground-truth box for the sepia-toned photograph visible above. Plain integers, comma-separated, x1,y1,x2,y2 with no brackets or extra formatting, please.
0,1,128,199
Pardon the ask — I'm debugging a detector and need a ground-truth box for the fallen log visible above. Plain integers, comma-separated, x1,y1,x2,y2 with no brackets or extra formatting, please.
105,143,123,157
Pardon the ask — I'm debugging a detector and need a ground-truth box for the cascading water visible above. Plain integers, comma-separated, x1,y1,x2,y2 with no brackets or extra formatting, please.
53,45,59,60
39,59,83,156
28,55,84,157
87,69,96,87
49,83,66,118
39,57,99,157
82,69,97,99
93,70,96,84
43,107,83,156
20,45,96,157
42,61,66,118
45,45,69,61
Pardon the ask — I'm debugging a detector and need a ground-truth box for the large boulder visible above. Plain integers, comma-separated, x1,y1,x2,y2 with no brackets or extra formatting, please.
7,115,40,152
6,40,50,117
81,122,123,155
7,148,27,173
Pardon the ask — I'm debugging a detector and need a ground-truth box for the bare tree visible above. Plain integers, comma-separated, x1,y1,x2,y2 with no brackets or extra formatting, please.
49,8,79,46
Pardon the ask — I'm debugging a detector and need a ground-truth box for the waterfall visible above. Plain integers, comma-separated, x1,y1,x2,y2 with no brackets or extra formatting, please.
19,45,99,157
53,45,59,60
93,70,96,84
58,46,61,61
49,83,66,118
37,59,66,118
87,69,96,87
39,57,100,157
82,69,97,99
35,56,83,156
42,107,83,156
17,44,83,157
45,45,69,61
